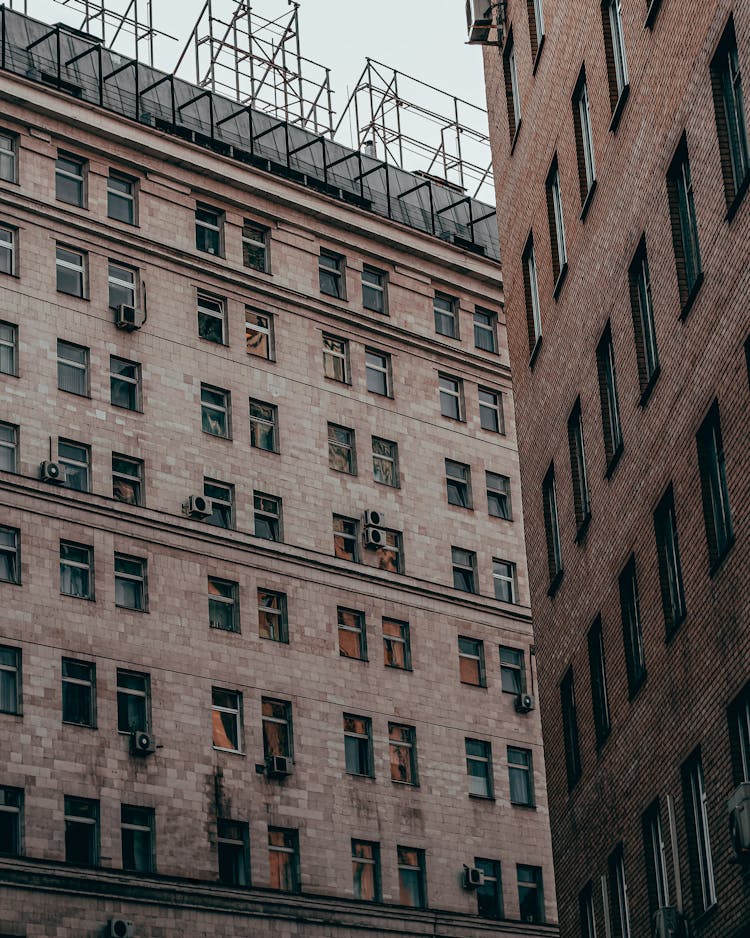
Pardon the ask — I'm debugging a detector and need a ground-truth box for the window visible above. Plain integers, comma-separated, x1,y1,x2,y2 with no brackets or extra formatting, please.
503,31,521,141
433,292,458,338
0,526,19,584
208,577,239,632
108,260,137,310
0,132,17,183
107,171,135,224
344,714,373,776
254,492,282,541
55,154,85,206
697,401,734,567
258,588,288,642
114,553,147,611
268,828,300,892
217,819,250,886
121,805,154,873
362,266,386,313
60,541,93,599
0,420,18,472
0,321,17,376
195,205,223,256
445,459,472,508
262,697,293,759
333,515,360,562
466,738,493,797
365,528,403,574
683,750,716,911
527,0,545,59
204,479,234,529
372,437,399,487
0,786,22,856
197,294,226,345
212,688,242,752
542,465,563,585
609,845,631,938
473,857,502,918
493,559,517,603
596,324,623,467
602,0,629,111
352,840,381,901
116,670,150,732
323,334,349,383
486,472,512,520
397,846,426,907
338,607,367,660
628,239,660,396
545,158,567,286
518,864,545,924
59,436,90,484
573,70,596,204
389,723,417,785
383,618,410,669
439,374,464,420
618,556,647,695
473,308,497,353
500,647,525,695
56,246,86,297
452,547,477,593
112,454,144,506
458,636,486,687
587,616,611,745
579,883,597,938
729,684,750,784
64,796,98,866
245,309,275,359
328,423,356,474
249,399,278,452
365,348,391,396
522,235,542,352
319,249,345,298
653,487,686,636
110,356,141,411
567,401,591,529
242,220,269,272
643,800,670,915
0,225,15,276
62,659,96,727
508,747,534,806
667,137,702,310
561,667,581,789
201,384,231,438
57,340,89,396
479,388,504,433
711,18,749,208
0,646,21,715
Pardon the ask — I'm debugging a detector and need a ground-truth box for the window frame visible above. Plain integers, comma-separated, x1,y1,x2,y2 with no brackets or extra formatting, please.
628,238,660,399
433,291,459,339
493,558,517,603
107,259,138,311
268,827,300,892
121,804,155,874
343,713,374,777
258,587,288,642
55,152,86,207
508,746,535,807
64,795,99,867
389,723,418,786
445,458,473,509
361,265,387,314
458,635,486,687
333,515,360,563
245,308,275,360
208,576,240,633
573,68,596,206
587,615,611,746
56,244,87,298
465,736,494,798
217,818,250,887
116,669,150,734
112,453,144,506
567,400,591,530
319,248,345,298
642,799,670,914
596,323,624,470
200,384,232,439
195,204,224,257
561,666,582,789
542,464,563,586
486,471,512,520
0,524,20,584
365,348,392,397
0,645,21,715
503,29,521,142
322,333,350,383
451,546,478,593
249,398,279,453
262,696,294,760
608,844,632,938
59,540,94,600
522,234,542,354
242,219,270,273
618,555,647,695
439,373,464,421
211,687,243,753
107,171,136,225
204,478,235,529
0,320,18,377
0,785,23,856
545,158,568,289
61,657,96,728
352,839,382,901
696,400,734,569
602,0,629,115
253,491,282,541
500,646,526,695
666,136,703,312
478,387,505,433
682,749,717,912
114,553,148,611
711,17,750,211
0,131,18,184
197,293,227,346
473,307,498,353
328,423,357,474
57,339,89,397
653,486,687,637
0,224,16,277
383,618,411,670
110,355,142,412
397,845,426,907
337,606,367,661
518,864,545,924
372,436,399,488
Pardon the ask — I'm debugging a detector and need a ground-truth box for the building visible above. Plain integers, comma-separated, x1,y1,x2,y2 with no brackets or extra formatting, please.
475,0,749,936
0,6,558,936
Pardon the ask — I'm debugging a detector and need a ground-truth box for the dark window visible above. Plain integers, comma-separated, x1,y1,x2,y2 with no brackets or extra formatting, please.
667,136,702,310
218,819,250,886
522,235,542,352
628,238,660,396
383,618,411,669
601,0,629,112
338,607,367,660
112,454,143,506
542,464,563,584
114,553,147,611
208,577,240,633
365,348,391,396
596,324,623,467
518,864,545,923
108,260,137,310
62,658,95,727
201,384,231,438
333,515,360,562
195,205,223,255
729,682,750,784
486,471,512,519
56,154,85,206
587,616,611,745
682,750,716,911
0,321,18,376
508,747,534,806
362,266,386,313
527,0,544,60
439,374,464,420
0,786,22,856
60,541,93,599
608,844,631,938
204,479,234,529
262,697,293,759
711,17,749,208
319,249,345,297
572,68,596,203
254,491,282,541
258,588,288,642
0,225,16,276
458,636,486,687
110,356,141,411
479,387,504,433
475,857,503,919
493,558,517,603
344,714,373,776
503,30,521,141
579,882,596,938
372,437,399,487
653,486,687,636
619,555,647,694
246,309,274,359
642,800,670,914
268,828,300,891
197,294,226,345
567,400,591,528
561,667,581,789
352,839,381,900
64,796,98,866
107,172,136,224
545,158,567,285
328,423,356,474
242,220,269,272
466,737,493,797
59,439,90,492
0,525,20,584
0,131,17,183
474,307,497,353
500,646,525,694
249,399,278,452
451,546,477,593
445,459,472,508
322,334,349,382
58,340,90,398
211,688,242,752
697,401,734,568
56,245,85,297
434,292,458,338
397,846,426,907
121,805,154,873
0,645,21,715
389,724,418,785
117,670,150,733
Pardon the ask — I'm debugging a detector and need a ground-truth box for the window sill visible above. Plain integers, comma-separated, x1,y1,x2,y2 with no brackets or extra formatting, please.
678,270,705,320
608,84,630,133
709,536,735,578
63,720,97,729
574,514,591,544
347,772,375,781
212,746,244,755
547,569,564,598
60,593,96,602
528,335,543,368
510,120,522,155
552,263,568,300
339,653,368,663
604,443,624,479
391,779,419,788
726,171,750,223
510,801,537,810
695,902,719,927
638,365,661,407
468,793,496,802
532,35,545,75
460,680,488,689
115,605,149,613
644,0,662,29
579,180,597,222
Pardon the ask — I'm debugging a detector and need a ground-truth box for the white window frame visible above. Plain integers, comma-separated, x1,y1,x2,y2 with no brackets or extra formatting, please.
688,755,717,910
114,553,147,611
0,423,17,473
0,321,17,376
56,245,86,297
479,387,504,433
365,348,391,396
524,237,542,345
108,260,137,310
0,225,15,276
197,293,226,344
212,688,243,753
362,265,386,313
439,374,464,420
245,308,275,360
608,0,629,97
242,220,269,272
322,333,349,383
473,307,497,353
0,132,17,184
577,78,596,192
107,172,135,224
466,737,493,797
493,558,517,603
550,164,568,270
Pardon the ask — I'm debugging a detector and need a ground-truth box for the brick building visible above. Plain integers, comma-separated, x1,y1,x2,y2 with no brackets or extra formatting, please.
475,0,749,936
0,6,558,937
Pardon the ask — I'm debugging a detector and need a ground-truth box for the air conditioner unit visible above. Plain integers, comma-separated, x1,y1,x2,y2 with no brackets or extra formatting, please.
108,920,134,938
653,906,687,938
265,754,291,778
115,304,144,331
129,730,156,756
363,509,384,528
40,460,66,484
363,526,386,548
462,865,485,889
515,693,535,714
466,0,496,43
728,781,750,859
185,494,213,519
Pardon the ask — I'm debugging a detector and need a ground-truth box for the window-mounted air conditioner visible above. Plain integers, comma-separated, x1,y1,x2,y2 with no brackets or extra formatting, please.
728,781,750,860
265,754,292,778
466,0,500,44
108,920,134,938
462,865,485,889
185,494,213,519
129,730,156,756
115,304,144,331
515,693,535,714
40,460,66,484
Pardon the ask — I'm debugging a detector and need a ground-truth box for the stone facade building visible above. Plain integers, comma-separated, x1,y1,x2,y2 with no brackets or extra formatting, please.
0,7,557,936
477,0,749,936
